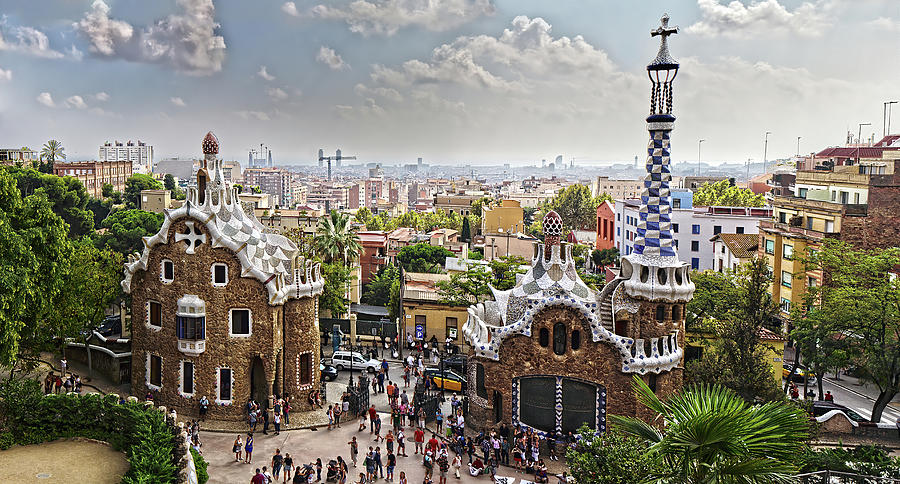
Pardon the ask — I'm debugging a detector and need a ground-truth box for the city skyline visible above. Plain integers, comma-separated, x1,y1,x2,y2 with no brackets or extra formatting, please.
1,0,898,164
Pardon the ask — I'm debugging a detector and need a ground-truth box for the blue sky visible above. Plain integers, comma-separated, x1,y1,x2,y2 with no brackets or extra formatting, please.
1,0,899,165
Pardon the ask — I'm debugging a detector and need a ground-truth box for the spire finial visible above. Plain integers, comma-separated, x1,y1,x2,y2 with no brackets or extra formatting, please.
649,13,679,67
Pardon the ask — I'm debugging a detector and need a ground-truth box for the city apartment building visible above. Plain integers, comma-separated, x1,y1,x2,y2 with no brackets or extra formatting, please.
401,272,469,349
760,158,900,318
433,193,485,215
591,176,643,200
54,160,133,198
595,200,615,250
307,182,351,211
0,147,38,165
100,140,153,174
243,167,292,207
358,231,388,285
710,233,759,273
481,199,524,235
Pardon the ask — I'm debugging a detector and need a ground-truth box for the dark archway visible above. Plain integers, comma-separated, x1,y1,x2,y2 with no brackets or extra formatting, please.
250,356,267,407
493,391,503,424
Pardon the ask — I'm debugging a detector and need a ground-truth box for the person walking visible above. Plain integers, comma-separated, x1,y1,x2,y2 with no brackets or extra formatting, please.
398,471,407,484
263,407,270,435
397,429,407,457
328,404,335,430
283,453,294,483
273,412,282,435
271,448,284,481
348,436,359,467
233,435,243,462
335,402,343,429
451,453,461,480
386,451,396,481
244,433,254,464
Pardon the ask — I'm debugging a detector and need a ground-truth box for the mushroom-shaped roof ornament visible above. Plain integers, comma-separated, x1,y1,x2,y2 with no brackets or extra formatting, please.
202,131,219,155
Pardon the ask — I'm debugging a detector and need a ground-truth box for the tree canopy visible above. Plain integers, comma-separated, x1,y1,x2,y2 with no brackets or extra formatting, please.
94,209,164,255
542,184,611,231
437,255,527,306
3,166,95,238
316,210,362,264
693,180,765,207
319,262,352,317
396,243,454,273
362,265,399,307
123,174,163,209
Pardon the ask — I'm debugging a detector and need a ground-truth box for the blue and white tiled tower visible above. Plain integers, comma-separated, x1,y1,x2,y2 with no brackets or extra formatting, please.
620,14,694,303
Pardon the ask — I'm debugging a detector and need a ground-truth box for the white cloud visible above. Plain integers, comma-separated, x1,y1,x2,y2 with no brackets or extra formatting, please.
316,46,349,70
69,44,84,61
36,92,55,107
266,87,289,100
65,95,88,109
94,92,109,101
688,0,831,38
0,20,65,58
236,110,271,121
0,67,10,81
354,83,403,102
74,0,227,76
170,96,186,107
869,17,900,32
257,65,275,81
310,0,495,36
282,2,300,17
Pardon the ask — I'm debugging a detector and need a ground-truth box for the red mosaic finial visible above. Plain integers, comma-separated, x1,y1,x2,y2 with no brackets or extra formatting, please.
202,131,219,155
543,210,562,250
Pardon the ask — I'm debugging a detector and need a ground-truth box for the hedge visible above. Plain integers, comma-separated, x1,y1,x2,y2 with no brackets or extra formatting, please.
191,448,209,484
0,378,182,483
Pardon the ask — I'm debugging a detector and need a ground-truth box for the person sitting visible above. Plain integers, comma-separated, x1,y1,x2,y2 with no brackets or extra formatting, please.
468,458,484,476
824,390,834,402
535,460,549,483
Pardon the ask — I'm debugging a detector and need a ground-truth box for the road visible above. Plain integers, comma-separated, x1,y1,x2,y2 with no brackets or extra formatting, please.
790,375,900,424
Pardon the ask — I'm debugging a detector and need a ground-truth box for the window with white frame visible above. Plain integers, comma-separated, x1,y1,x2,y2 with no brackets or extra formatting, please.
161,259,174,283
781,270,792,288
230,309,251,336
781,298,791,313
147,353,162,390
147,301,162,329
782,244,793,260
212,263,228,286
181,361,194,396
217,367,233,403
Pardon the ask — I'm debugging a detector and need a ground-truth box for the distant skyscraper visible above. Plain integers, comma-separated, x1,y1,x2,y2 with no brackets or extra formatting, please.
268,149,272,167
99,140,153,174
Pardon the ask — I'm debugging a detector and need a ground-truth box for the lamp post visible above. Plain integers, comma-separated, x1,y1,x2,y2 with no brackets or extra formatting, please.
697,139,705,176
763,131,771,174
857,123,871,163
796,137,801,157
884,101,898,137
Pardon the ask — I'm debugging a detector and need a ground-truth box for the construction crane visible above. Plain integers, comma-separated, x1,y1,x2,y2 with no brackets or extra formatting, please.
318,148,357,181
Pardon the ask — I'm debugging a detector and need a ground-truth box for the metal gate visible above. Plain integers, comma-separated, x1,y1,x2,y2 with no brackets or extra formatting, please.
118,361,131,384
345,375,370,417
413,385,442,423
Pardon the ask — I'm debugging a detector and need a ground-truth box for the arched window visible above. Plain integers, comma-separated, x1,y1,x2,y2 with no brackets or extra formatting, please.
672,305,681,320
655,305,667,321
553,323,567,355
571,330,581,350
539,328,549,347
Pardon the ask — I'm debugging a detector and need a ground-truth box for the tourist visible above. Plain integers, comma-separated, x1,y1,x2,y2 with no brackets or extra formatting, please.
364,448,375,481
423,450,434,479
315,458,322,482
250,408,258,432
283,395,292,424
468,457,483,476
414,427,424,455
368,405,378,433
337,456,348,484
54,374,62,394
348,436,359,467
427,434,439,458
384,430,395,454
386,450,396,481
535,459,549,483
271,448,284,481
397,428,407,457
274,411,282,435
335,401,343,428
341,397,350,424
245,432,254,464
284,453,294,483
373,413,383,441
436,447,449,484
263,466,273,483
825,390,834,402
233,435,243,462
60,357,67,377
375,446,384,479
465,438,475,464
328,404,335,430
252,468,266,484
263,406,270,435
199,395,209,421
356,472,367,484
451,453,461,479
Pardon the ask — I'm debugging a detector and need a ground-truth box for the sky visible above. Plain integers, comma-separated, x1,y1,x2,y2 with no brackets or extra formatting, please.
1,0,899,165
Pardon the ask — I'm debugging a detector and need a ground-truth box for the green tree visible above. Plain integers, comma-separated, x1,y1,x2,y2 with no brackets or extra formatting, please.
566,425,662,484
693,180,765,207
3,166,95,238
388,278,401,322
460,217,471,242
396,243,453,273
684,259,783,402
354,207,378,229
437,255,527,306
470,197,493,218
283,228,318,261
363,265,399,307
102,183,115,198
613,376,809,483
320,262,352,317
591,248,619,271
163,174,176,191
94,209,164,255
315,210,362,264
39,139,66,173
489,255,527,290
0,170,73,370
791,240,900,422
123,174,163,209
543,185,609,231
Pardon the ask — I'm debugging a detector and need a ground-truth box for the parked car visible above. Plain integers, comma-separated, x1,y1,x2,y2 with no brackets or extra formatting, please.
442,354,468,374
96,315,122,337
810,401,871,425
424,367,467,392
782,364,817,385
320,363,338,381
329,351,380,373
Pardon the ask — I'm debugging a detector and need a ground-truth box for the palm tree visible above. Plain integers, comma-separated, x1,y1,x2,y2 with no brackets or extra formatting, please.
40,139,66,172
612,375,809,483
315,210,362,264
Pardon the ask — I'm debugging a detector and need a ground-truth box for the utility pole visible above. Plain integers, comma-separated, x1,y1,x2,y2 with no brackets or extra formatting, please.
857,123,871,163
697,139,705,177
763,131,771,174
885,101,898,137
796,136,801,157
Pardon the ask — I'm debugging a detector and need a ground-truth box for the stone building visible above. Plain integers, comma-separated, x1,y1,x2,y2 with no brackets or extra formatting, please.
123,132,323,420
462,14,694,435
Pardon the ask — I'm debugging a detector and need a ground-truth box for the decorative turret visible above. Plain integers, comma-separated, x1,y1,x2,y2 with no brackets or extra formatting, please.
620,14,694,303
202,131,219,155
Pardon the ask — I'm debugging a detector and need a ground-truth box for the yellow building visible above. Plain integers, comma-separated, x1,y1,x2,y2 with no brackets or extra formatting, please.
481,199,524,235
686,325,786,387
401,272,470,349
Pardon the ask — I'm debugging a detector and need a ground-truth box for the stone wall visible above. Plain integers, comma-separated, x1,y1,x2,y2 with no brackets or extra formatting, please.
131,219,284,421
468,304,684,432
840,179,900,250
283,297,321,411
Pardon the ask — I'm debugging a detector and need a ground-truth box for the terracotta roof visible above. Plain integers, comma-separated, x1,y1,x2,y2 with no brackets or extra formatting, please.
758,327,785,341
711,233,758,259
815,146,900,158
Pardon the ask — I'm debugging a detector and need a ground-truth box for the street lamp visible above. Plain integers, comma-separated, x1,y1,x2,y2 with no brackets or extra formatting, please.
857,123,871,162
796,137,801,157
885,101,898,136
763,131,771,174
697,139,705,176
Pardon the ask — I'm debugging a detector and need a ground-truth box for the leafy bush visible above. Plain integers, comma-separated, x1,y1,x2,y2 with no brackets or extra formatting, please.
0,380,181,483
565,425,662,483
798,444,900,478
192,447,209,484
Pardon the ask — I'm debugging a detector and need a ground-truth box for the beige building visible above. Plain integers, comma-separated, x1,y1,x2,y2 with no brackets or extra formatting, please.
433,193,485,216
709,233,758,273
401,272,469,349
591,176,643,200
482,199,524,235
54,160,133,198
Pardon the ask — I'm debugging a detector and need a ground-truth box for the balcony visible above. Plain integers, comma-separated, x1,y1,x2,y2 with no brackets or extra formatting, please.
759,220,835,241
178,339,206,355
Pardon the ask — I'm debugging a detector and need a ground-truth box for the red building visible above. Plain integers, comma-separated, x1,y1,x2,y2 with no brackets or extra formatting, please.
595,200,615,250
358,231,388,284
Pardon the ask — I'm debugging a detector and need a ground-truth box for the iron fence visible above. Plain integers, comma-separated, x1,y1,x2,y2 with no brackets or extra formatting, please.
795,471,900,483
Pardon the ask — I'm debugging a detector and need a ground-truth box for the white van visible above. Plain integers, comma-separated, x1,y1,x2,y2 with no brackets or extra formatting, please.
329,351,381,373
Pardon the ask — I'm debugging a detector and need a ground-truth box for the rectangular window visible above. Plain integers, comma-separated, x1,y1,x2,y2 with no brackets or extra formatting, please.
446,317,458,340
182,361,194,395
854,193,860,204
765,239,775,254
219,368,232,401
213,264,228,285
149,354,162,387
148,301,162,328
691,241,699,252
779,212,787,223
230,309,251,336
673,198,681,209
162,260,174,282
692,224,700,235
781,270,792,288
825,220,834,232
736,226,744,234
672,223,679,233
691,258,699,270
415,315,426,324
299,353,312,386
673,240,678,248
713,225,722,235
783,244,793,260
781,298,791,313
806,217,813,230
808,277,817,288
177,316,205,340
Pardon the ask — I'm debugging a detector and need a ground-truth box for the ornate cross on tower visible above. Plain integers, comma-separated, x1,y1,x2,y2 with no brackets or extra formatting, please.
650,14,678,66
